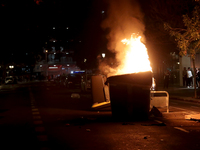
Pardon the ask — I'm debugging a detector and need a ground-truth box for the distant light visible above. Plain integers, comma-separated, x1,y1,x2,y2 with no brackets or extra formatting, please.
102,53,105,58
67,41,69,42
62,68,65,70
102,10,105,14
84,58,87,63
66,27,69,29
177,62,180,64
0,66,1,68
45,42,47,44
79,41,81,42
9,65,14,69
26,53,28,55
49,67,58,69
54,52,56,54
53,27,55,29
67,64,69,66
54,65,56,66
66,52,69,54
40,65,42,67
53,40,55,42
45,50,48,53
75,71,85,73
71,71,74,74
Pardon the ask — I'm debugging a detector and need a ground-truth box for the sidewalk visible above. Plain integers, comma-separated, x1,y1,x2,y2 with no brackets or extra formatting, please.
156,84,200,103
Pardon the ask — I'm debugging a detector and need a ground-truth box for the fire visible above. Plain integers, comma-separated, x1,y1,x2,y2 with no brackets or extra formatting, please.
115,34,152,75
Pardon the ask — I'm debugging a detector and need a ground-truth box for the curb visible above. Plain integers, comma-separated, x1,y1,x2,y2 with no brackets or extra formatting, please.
170,96,200,104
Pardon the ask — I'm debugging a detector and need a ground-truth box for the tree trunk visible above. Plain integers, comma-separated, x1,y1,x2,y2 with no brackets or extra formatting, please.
192,58,197,98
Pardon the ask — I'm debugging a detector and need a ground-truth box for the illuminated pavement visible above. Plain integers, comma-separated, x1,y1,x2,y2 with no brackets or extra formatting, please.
1,81,200,149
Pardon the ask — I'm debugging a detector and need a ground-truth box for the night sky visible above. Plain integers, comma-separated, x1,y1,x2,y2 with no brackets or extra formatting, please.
0,0,197,69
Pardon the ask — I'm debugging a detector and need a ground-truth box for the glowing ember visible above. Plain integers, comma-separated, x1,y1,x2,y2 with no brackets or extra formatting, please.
115,34,152,75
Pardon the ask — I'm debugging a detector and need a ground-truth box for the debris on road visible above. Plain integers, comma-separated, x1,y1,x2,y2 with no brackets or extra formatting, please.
71,93,80,98
141,123,166,126
149,106,163,117
185,114,200,121
86,129,91,132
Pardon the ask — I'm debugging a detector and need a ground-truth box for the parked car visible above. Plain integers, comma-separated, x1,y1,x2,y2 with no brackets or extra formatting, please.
65,74,82,89
5,76,17,84
54,75,67,86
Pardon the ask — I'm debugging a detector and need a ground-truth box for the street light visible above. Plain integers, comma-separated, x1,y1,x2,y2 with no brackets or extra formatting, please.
102,53,105,58
9,65,14,69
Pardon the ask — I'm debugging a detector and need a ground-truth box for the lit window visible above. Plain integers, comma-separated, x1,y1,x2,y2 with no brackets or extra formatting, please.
53,27,55,29
54,53,56,54
66,52,69,54
67,64,69,66
102,10,105,14
40,65,42,67
66,27,69,29
53,40,55,42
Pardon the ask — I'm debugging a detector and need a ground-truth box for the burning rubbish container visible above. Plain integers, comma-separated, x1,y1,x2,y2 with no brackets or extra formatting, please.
107,71,152,121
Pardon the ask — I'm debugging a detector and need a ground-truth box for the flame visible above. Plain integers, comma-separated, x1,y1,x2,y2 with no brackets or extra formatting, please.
114,34,152,75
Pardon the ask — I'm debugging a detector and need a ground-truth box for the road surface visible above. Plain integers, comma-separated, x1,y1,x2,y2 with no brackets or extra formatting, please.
0,81,200,150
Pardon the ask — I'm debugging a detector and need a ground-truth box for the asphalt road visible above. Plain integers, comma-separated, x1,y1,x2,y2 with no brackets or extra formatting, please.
1,81,200,150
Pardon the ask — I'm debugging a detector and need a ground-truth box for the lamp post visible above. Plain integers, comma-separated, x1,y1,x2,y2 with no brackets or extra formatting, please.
45,50,48,78
45,50,48,63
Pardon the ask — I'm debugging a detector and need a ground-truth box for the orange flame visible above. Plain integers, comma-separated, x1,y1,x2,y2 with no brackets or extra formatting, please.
115,34,152,75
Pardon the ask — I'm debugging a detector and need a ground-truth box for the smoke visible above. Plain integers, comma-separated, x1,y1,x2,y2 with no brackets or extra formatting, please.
99,0,145,77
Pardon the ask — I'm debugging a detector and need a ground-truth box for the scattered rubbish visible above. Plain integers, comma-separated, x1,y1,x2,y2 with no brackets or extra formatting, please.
122,122,128,125
149,106,163,117
122,122,135,125
141,123,166,126
71,93,80,98
185,114,200,121
86,129,91,132
190,118,200,122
